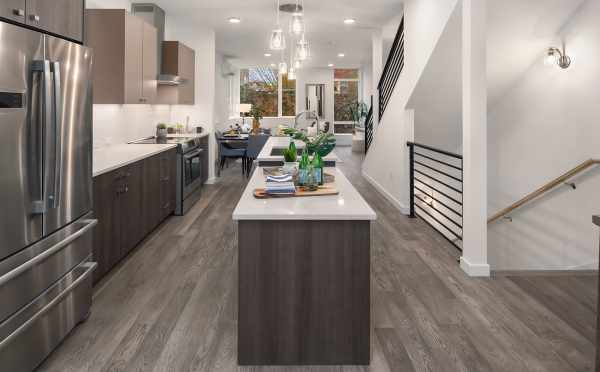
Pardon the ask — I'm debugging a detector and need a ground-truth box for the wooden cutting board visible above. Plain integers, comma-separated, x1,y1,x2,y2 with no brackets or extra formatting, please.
253,185,339,199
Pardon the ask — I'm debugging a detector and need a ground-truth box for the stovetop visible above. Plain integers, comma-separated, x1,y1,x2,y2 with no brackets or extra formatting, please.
130,136,201,153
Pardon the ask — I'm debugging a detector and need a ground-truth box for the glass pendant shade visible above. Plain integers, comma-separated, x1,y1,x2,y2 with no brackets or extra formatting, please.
294,59,302,69
269,29,286,50
290,13,305,35
296,39,309,61
278,61,288,75
288,67,296,80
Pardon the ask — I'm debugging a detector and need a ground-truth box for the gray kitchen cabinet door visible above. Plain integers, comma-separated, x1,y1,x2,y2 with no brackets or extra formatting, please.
0,0,26,23
124,13,143,104
26,0,83,42
142,21,157,104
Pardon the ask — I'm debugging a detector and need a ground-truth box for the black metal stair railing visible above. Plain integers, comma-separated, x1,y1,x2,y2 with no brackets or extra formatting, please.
378,17,405,121
364,97,374,153
407,142,463,250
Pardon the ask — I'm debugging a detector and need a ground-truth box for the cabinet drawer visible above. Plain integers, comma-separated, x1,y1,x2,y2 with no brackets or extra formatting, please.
0,216,96,324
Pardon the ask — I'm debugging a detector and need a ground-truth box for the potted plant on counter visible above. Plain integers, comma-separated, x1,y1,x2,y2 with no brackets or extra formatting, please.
156,123,168,139
282,141,298,174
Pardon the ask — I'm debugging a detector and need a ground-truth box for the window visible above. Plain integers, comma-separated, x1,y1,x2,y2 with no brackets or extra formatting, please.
240,68,296,117
240,68,278,117
334,69,360,122
282,73,296,117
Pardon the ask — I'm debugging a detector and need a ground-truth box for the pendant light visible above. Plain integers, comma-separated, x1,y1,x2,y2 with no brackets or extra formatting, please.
294,59,302,69
296,34,310,61
269,0,286,50
288,47,296,80
289,0,305,35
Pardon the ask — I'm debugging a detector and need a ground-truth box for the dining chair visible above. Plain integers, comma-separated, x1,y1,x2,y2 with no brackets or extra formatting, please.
215,131,247,177
244,134,270,177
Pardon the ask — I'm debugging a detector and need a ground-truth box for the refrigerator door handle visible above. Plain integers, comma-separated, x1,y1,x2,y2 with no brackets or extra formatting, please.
30,60,53,215
51,61,63,209
0,219,97,287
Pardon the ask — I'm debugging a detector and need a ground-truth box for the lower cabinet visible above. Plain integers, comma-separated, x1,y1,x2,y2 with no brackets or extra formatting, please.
92,148,176,284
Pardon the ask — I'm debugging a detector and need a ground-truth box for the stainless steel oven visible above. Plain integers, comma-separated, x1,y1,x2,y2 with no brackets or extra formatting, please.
183,147,204,199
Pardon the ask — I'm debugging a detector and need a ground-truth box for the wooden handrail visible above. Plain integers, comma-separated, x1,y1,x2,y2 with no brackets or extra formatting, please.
488,159,600,224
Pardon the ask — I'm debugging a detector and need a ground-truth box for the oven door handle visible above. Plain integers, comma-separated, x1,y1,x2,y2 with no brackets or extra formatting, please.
184,148,204,160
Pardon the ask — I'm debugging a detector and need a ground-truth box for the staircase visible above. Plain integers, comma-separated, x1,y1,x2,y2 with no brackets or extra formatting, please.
365,16,405,154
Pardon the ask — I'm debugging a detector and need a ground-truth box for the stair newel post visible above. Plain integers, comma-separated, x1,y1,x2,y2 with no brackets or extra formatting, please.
408,142,416,218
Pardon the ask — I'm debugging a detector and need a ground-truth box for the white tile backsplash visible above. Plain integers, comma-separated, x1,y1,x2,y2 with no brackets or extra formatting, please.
92,104,172,148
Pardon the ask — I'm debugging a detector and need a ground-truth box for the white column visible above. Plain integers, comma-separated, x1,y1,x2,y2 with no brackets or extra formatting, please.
461,0,490,277
372,30,383,127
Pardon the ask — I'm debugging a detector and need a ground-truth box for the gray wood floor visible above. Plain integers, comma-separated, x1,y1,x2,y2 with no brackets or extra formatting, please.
38,147,597,372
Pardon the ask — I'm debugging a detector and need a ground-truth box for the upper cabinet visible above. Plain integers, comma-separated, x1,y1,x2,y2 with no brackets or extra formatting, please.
0,1,26,24
158,41,195,105
85,9,158,104
0,0,83,42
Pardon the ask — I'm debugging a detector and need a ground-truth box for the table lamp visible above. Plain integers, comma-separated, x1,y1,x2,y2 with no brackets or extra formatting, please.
239,104,252,130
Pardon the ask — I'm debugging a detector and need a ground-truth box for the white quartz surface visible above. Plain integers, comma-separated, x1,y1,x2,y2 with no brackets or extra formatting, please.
256,136,340,163
232,167,376,221
93,144,177,177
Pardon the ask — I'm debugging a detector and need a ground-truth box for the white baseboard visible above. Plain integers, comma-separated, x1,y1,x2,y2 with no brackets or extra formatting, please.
460,256,491,277
361,170,410,215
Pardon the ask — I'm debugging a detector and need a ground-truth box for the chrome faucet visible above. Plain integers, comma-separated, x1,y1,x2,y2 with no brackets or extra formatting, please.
294,110,320,133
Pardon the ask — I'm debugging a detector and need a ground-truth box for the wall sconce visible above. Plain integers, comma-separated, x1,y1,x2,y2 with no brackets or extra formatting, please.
544,45,571,69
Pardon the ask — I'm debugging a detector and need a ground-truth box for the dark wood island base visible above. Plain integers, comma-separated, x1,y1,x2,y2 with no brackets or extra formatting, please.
237,220,371,365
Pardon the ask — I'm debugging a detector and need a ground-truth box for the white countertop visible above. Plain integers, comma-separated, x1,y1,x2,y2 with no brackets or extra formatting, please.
232,167,376,221
93,144,177,177
256,136,340,163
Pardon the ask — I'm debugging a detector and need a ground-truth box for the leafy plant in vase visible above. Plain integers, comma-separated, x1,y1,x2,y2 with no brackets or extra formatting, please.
249,107,263,134
282,128,336,157
282,141,298,175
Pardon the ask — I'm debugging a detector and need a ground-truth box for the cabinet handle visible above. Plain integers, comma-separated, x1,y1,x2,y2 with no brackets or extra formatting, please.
12,8,25,16
29,14,40,22
160,177,170,182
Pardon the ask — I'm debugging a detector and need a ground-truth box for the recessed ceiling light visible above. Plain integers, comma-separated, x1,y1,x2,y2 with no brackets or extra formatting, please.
328,63,334,67
337,53,345,58
264,53,272,57
228,17,241,24
344,18,356,25
270,63,277,67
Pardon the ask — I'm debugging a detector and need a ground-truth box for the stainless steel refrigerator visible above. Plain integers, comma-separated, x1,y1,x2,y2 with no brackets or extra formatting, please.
0,21,96,372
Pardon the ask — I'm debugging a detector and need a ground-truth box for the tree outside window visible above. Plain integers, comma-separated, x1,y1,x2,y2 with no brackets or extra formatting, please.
282,73,296,117
334,69,360,122
240,68,296,117
240,68,278,117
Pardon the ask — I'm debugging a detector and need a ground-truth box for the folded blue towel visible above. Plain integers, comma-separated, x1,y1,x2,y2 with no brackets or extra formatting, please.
266,174,293,183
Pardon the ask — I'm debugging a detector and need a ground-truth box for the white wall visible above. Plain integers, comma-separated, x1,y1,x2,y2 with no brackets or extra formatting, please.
362,0,459,211
488,0,600,270
408,4,462,153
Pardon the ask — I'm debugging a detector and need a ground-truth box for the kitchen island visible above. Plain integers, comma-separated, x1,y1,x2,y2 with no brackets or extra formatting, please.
256,136,340,167
232,166,376,366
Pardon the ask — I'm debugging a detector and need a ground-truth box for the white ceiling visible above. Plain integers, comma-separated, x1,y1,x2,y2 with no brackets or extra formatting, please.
150,0,404,68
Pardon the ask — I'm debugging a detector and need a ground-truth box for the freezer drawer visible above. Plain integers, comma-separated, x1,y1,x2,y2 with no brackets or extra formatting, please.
0,216,97,324
0,259,96,372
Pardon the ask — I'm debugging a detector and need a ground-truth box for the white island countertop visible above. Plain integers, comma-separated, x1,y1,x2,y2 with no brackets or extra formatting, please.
232,167,376,221
93,144,177,177
256,136,340,164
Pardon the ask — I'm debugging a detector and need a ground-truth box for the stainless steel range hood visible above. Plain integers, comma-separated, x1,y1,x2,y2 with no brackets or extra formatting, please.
132,3,182,86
